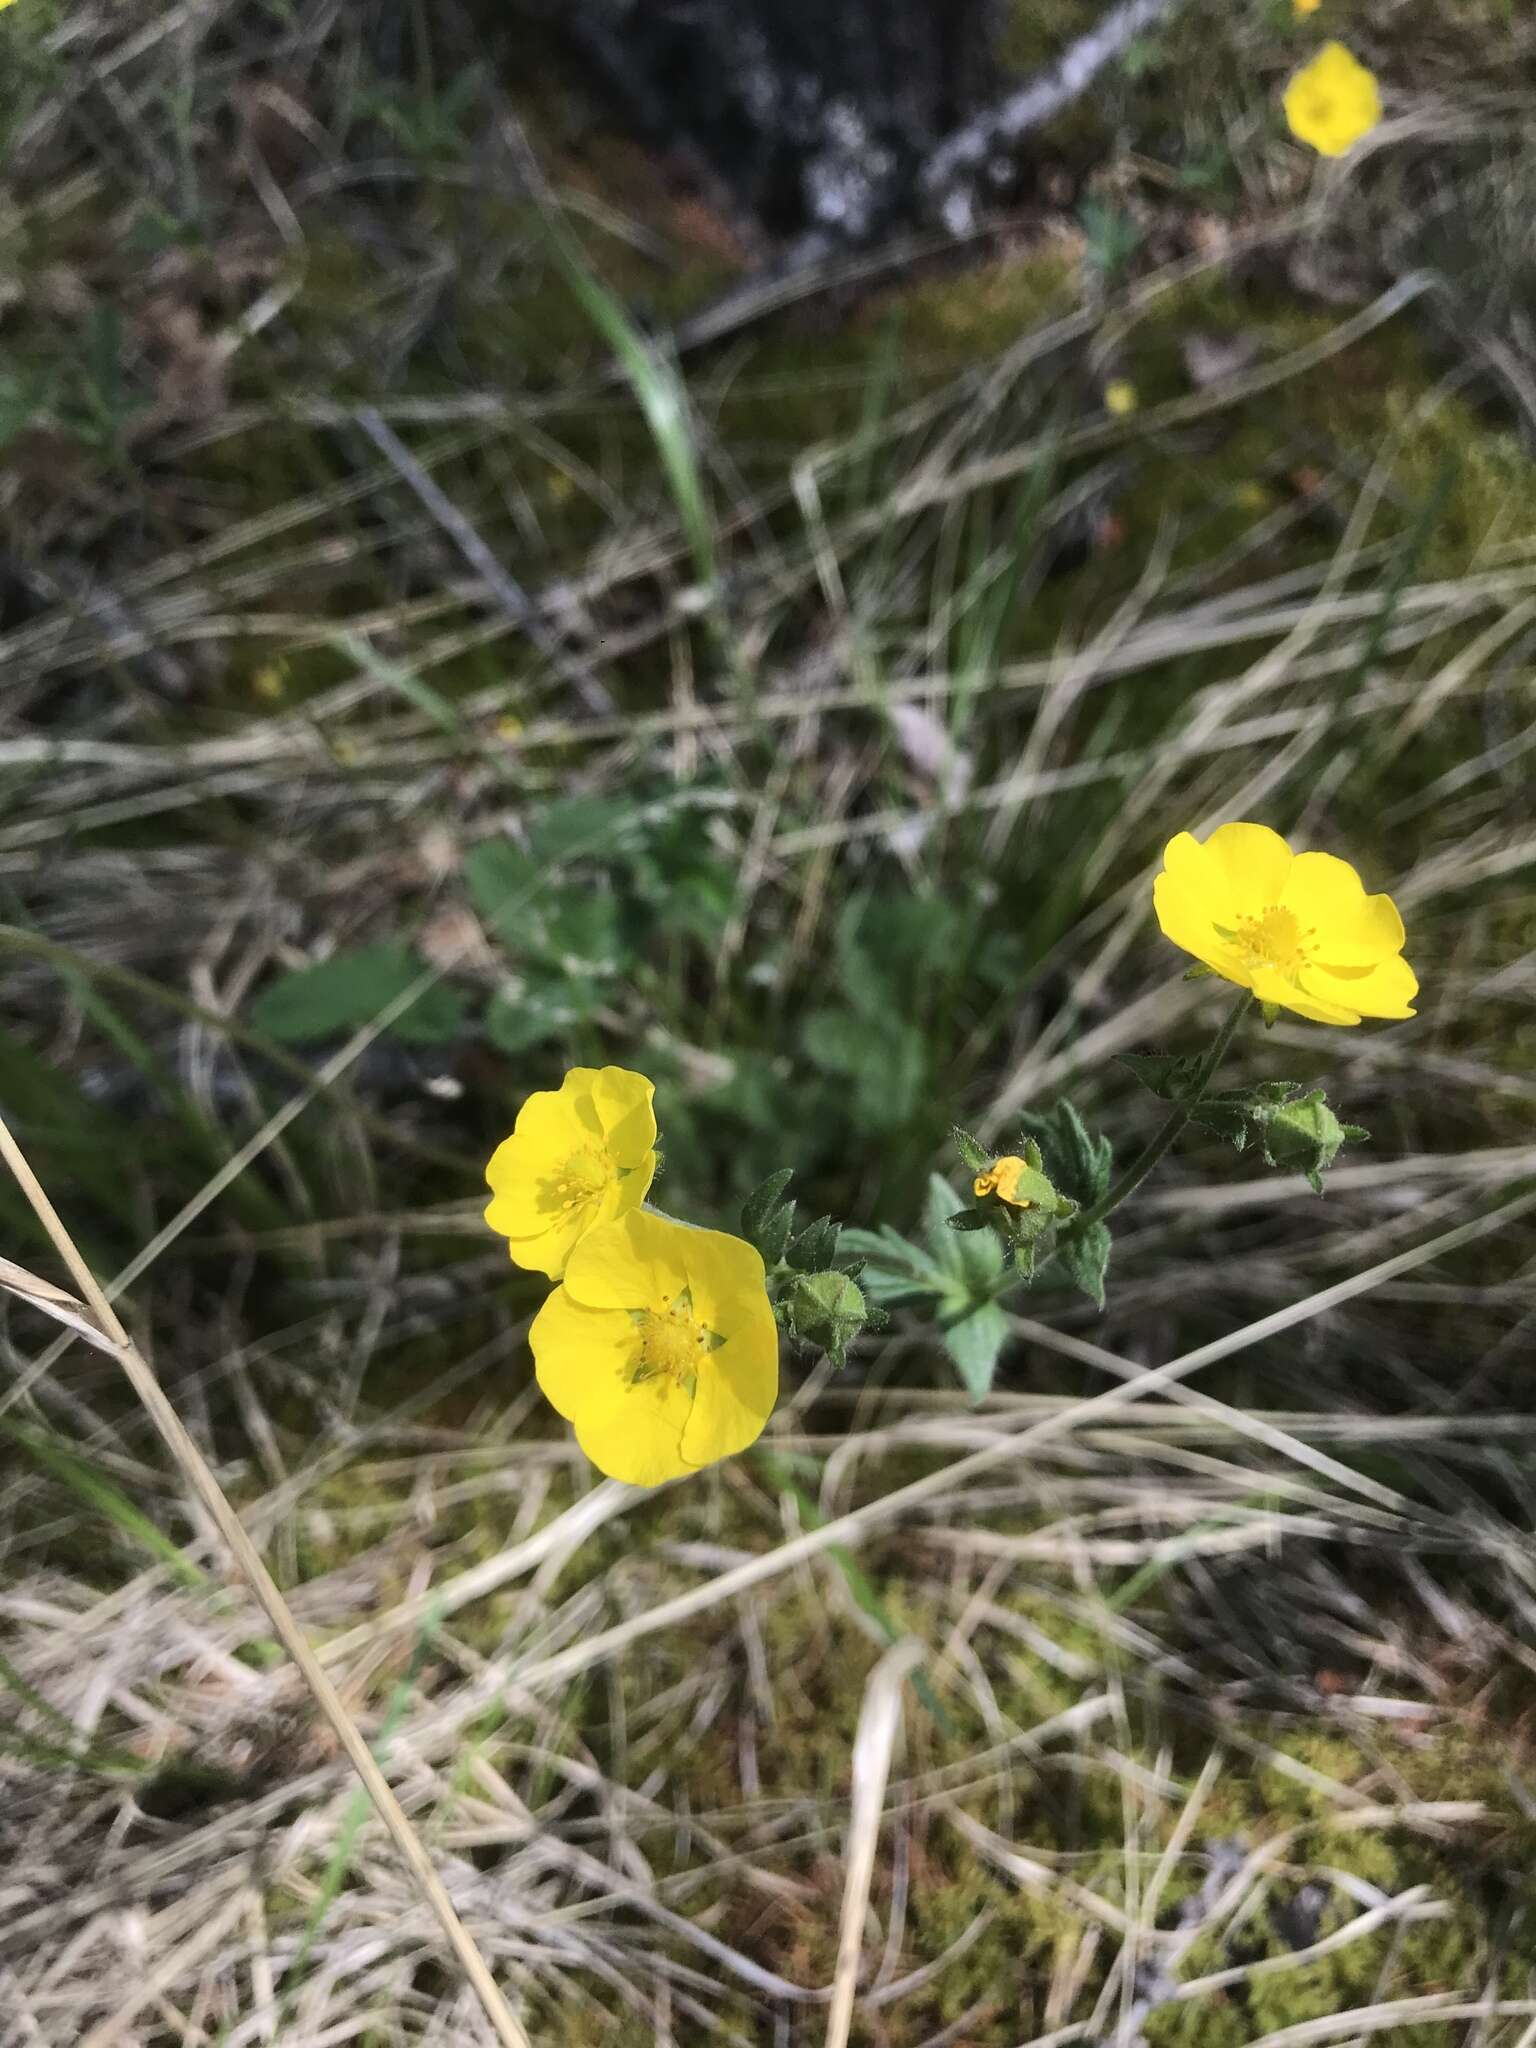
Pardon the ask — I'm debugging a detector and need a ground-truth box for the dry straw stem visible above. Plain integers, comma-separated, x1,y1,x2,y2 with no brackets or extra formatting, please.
825,1636,927,2048
0,1109,533,2048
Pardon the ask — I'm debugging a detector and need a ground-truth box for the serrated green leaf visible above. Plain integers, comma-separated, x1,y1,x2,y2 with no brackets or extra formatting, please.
251,943,464,1046
941,1301,1008,1399
1017,1100,1113,1207
1054,1220,1111,1309
742,1168,795,1243
786,1215,839,1273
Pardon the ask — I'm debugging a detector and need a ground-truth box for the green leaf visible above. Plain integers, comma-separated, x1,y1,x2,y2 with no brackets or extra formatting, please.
483,974,597,1054
540,892,625,977
945,1208,991,1232
741,1168,795,1243
756,1203,797,1266
465,839,543,946
951,1125,992,1173
923,1174,1004,1290
1017,1100,1113,1207
529,794,643,865
1117,1051,1204,1101
941,1301,1009,1400
786,1215,840,1274
838,1225,951,1304
804,1008,927,1133
1054,1221,1112,1310
803,1007,867,1075
251,944,464,1046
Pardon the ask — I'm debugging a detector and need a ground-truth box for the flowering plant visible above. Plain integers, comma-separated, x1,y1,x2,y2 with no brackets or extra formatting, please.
486,824,1413,1478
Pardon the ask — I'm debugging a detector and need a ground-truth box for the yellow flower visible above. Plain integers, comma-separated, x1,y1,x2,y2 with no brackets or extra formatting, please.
1154,822,1417,1026
1283,42,1382,159
973,1156,1033,1207
1293,0,1322,15
1104,379,1138,417
530,1210,778,1485
484,1065,657,1279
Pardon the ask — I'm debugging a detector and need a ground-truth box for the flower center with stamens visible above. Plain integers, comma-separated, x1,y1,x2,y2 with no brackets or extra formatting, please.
631,1305,709,1390
1232,905,1315,981
542,1147,613,1216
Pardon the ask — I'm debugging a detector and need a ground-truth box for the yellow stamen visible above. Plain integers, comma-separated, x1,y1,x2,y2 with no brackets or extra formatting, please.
543,1148,613,1215
1232,905,1317,981
631,1304,708,1389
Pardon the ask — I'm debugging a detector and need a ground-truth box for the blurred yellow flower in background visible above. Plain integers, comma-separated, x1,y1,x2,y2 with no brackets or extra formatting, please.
1293,0,1322,15
485,1065,656,1278
531,1210,778,1485
1104,379,1139,416
1283,42,1382,157
1154,822,1417,1025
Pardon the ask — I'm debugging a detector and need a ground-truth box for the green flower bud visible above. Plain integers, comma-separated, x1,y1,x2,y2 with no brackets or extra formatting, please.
785,1270,868,1368
1257,1089,1367,1193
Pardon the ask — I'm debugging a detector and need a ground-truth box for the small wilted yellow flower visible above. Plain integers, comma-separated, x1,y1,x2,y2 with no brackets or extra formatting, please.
1104,379,1138,417
485,1065,657,1279
1154,822,1417,1026
973,1156,1034,1207
1283,41,1382,158
531,1210,778,1485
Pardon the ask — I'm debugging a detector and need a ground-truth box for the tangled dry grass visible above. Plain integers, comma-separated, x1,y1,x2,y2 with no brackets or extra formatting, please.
3,1,1536,2043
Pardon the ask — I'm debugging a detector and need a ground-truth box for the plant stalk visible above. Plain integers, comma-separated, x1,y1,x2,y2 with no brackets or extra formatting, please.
1062,986,1254,1239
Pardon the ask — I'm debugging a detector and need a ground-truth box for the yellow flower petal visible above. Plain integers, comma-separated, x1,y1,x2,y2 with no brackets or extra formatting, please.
529,1286,696,1485
484,1065,657,1278
1250,964,1362,1025
532,1212,777,1485
1283,42,1382,160
1153,872,1251,984
528,1286,633,1421
1153,823,1416,1027
1161,824,1293,925
1201,822,1295,918
1280,851,1405,966
681,1303,779,1469
589,1064,661,1167
1303,952,1418,1020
